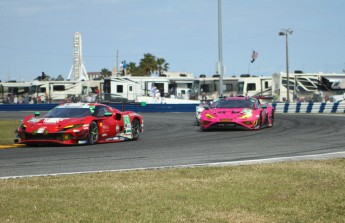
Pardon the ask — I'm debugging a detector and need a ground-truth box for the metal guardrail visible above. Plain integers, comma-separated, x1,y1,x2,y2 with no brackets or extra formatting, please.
0,102,344,113
272,102,345,113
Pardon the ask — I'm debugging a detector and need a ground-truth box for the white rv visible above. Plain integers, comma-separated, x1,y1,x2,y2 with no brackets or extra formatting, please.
0,80,101,103
272,72,345,102
237,75,272,98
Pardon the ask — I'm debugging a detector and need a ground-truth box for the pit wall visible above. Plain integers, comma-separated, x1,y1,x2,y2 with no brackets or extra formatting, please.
0,102,344,113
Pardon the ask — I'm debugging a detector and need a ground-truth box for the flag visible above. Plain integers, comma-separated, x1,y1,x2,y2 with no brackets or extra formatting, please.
251,50,259,63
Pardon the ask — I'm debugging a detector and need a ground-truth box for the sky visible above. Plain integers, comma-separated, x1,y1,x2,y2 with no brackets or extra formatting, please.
1,0,344,81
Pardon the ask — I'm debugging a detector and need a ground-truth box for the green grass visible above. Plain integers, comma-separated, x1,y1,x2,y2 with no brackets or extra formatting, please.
0,119,22,145
1,159,344,222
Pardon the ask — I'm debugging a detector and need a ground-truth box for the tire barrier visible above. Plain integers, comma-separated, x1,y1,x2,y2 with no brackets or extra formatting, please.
0,102,344,113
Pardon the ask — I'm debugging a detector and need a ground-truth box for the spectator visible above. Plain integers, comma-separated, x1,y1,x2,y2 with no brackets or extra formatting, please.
13,95,18,104
94,86,100,102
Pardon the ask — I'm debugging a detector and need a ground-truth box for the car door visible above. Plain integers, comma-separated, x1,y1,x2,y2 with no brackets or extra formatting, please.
257,100,267,124
94,106,117,139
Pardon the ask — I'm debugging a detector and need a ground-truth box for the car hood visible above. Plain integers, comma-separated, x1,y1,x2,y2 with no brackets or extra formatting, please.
23,117,87,132
202,108,258,118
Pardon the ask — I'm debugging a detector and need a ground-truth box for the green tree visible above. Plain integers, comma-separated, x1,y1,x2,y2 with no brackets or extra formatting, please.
56,75,64,81
126,53,169,76
156,58,169,75
127,62,141,76
100,68,112,79
139,53,157,76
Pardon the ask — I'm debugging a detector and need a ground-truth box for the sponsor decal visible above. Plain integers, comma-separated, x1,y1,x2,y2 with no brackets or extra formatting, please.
103,125,109,130
123,115,130,125
129,112,140,117
58,103,90,108
105,137,125,141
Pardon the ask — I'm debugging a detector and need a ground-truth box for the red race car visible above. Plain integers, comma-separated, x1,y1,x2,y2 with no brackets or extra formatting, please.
199,96,274,130
15,103,143,146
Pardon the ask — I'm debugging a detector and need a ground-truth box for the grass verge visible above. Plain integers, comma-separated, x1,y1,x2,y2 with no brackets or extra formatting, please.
0,119,21,145
1,159,344,222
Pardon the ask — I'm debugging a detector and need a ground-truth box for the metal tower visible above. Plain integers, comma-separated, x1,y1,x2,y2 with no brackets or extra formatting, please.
68,32,89,81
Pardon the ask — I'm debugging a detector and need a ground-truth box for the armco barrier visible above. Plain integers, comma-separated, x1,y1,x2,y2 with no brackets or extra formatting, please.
272,102,345,113
0,102,344,113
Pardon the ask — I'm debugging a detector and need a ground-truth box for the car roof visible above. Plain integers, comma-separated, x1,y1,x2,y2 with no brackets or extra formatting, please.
56,103,105,108
223,96,256,101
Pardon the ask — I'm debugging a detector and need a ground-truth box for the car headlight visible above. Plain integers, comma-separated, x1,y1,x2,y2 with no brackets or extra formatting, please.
64,124,83,129
206,113,215,119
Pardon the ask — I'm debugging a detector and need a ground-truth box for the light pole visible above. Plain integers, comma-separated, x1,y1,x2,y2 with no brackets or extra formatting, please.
279,28,293,102
218,0,224,97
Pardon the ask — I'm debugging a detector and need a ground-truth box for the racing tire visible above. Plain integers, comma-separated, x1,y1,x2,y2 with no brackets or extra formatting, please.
131,119,141,140
257,116,262,129
87,122,99,145
268,111,275,128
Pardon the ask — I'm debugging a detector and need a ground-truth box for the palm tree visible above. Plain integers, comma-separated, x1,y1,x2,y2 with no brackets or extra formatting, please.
127,62,141,76
156,58,169,75
100,68,112,79
139,53,157,76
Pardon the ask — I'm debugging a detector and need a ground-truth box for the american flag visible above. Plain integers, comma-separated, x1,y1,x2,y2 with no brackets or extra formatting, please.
251,50,259,63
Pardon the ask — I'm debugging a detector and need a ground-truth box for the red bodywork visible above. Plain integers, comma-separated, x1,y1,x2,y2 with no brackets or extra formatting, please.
15,103,144,145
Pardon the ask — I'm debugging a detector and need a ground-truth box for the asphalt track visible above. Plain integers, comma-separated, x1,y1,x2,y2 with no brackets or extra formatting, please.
1,112,345,179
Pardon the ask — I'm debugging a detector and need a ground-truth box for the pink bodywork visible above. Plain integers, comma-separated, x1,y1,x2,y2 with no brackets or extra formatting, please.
199,97,274,130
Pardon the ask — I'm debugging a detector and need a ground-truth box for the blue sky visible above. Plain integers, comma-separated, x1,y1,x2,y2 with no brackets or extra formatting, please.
1,0,344,81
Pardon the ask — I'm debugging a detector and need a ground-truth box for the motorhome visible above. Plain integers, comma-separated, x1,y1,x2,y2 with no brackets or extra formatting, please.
272,72,345,102
237,74,272,98
0,80,101,103
103,75,200,102
198,75,238,99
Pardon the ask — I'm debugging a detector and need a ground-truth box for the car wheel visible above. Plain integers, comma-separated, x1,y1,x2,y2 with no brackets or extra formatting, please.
87,122,99,144
268,111,274,127
257,116,262,129
131,119,140,140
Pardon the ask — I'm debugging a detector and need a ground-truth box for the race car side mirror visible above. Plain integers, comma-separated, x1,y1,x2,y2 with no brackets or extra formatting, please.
261,105,267,109
34,111,40,117
204,105,209,110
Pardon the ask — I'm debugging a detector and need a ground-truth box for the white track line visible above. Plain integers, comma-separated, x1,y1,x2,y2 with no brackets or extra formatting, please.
1,151,345,180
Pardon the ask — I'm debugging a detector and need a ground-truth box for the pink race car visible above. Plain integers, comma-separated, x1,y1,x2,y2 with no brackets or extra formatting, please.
199,96,274,131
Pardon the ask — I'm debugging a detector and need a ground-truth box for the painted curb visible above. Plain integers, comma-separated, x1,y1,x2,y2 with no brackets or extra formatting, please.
0,144,26,149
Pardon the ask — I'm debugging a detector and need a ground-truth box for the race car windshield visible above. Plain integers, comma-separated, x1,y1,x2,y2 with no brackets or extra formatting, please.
212,99,254,108
44,108,93,118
